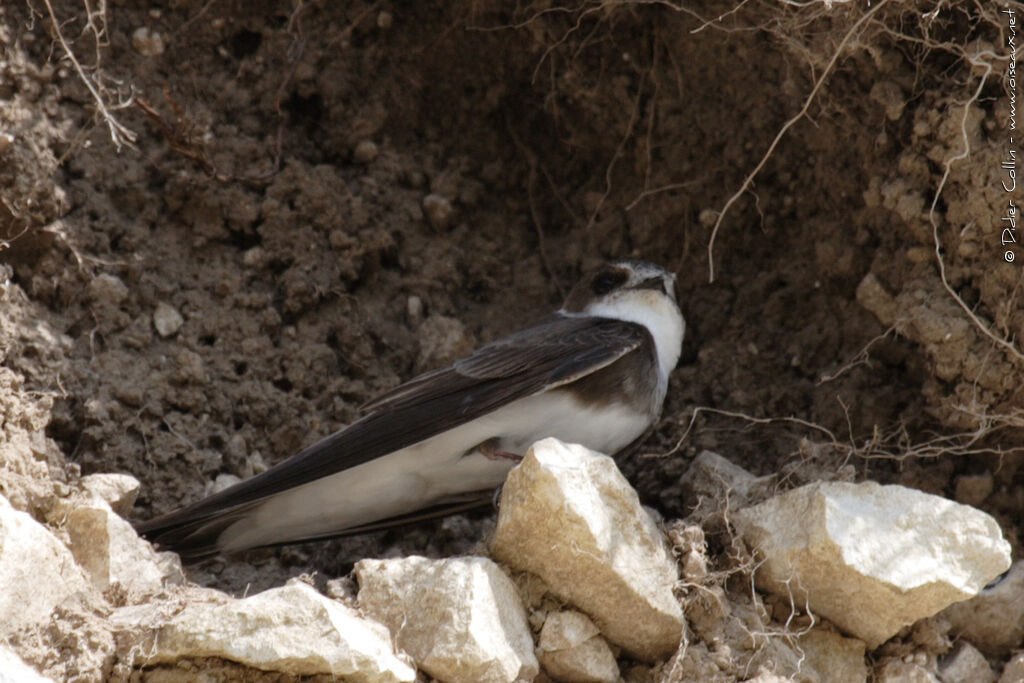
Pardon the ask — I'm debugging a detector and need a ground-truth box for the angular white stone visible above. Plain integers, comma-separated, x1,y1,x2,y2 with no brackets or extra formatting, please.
0,495,87,635
490,438,683,661
999,653,1024,683
0,644,53,682
745,672,797,683
115,581,415,681
941,560,1024,655
355,555,538,683
537,610,619,683
678,450,772,518
80,473,140,517
734,482,1012,648
940,642,995,683
65,500,183,597
876,660,940,682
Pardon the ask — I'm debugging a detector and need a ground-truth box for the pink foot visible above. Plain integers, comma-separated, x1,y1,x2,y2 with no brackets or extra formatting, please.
477,438,522,462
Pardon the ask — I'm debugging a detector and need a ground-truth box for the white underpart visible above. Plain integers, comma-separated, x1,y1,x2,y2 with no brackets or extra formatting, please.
571,288,685,385
221,391,649,551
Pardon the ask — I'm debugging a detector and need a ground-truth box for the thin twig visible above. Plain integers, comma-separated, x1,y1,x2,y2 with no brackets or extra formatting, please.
173,0,220,38
705,0,889,282
507,118,565,297
625,181,700,211
42,0,136,150
928,47,1024,363
583,67,647,234
817,327,896,384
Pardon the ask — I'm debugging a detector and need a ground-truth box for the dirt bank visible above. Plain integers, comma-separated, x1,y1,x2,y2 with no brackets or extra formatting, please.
1,0,1020,679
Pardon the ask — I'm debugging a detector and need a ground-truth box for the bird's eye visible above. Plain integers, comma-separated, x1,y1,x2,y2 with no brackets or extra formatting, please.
591,272,622,295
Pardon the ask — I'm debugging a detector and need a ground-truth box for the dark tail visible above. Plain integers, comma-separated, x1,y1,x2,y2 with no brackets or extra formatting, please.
135,501,259,560
136,492,495,561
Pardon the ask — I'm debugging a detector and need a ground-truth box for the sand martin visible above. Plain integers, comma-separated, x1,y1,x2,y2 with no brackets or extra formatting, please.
137,260,684,558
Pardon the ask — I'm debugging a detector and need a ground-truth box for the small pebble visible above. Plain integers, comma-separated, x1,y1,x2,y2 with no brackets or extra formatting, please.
954,473,994,507
132,27,166,56
153,302,184,337
407,295,423,322
247,452,268,476
89,273,129,305
422,193,453,230
0,132,13,155
1000,653,1024,683
34,65,55,83
377,10,394,30
227,434,247,460
353,140,379,164
210,473,241,495
328,230,354,249
242,246,265,267
406,170,426,188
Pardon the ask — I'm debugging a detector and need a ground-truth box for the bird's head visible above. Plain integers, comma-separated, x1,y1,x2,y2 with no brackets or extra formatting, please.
561,260,684,378
562,260,679,314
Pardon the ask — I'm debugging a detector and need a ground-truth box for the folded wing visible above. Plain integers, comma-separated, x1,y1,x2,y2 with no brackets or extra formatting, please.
135,315,649,553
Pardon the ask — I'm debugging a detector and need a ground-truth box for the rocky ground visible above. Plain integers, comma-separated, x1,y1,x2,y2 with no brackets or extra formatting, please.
1,0,1022,680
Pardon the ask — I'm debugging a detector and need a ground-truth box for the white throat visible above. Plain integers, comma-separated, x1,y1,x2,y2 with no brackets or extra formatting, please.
565,290,685,382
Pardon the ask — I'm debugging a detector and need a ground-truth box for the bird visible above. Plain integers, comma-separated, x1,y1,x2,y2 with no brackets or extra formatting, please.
136,259,685,558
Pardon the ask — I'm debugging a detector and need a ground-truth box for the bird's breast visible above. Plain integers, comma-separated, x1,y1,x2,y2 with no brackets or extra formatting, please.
479,390,653,457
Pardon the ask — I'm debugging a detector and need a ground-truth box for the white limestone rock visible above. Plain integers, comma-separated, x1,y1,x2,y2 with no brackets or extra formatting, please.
0,644,53,682
113,580,415,681
0,494,88,635
490,438,683,661
80,473,140,517
876,660,940,683
355,555,538,683
998,653,1024,683
65,499,183,597
941,560,1024,655
939,642,995,683
745,671,796,683
678,450,772,519
536,610,619,683
734,482,1012,648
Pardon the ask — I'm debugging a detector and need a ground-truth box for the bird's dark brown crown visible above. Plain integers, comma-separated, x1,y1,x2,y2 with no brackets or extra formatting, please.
561,260,674,313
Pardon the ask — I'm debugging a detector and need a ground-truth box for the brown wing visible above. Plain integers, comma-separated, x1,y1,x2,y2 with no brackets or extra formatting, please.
362,314,649,412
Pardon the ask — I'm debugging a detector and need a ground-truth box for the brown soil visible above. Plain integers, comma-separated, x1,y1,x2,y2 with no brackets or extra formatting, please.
1,0,1020,680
